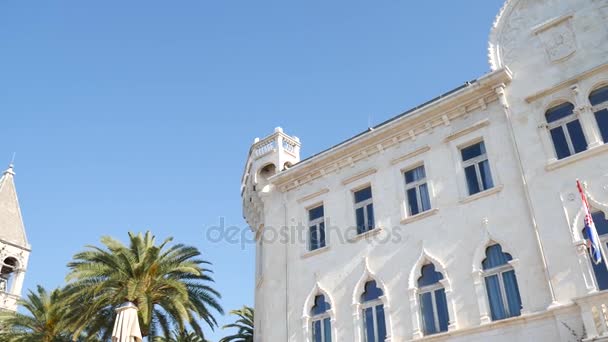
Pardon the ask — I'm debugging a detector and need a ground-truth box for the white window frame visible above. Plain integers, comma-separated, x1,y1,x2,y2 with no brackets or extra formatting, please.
418,282,445,335
483,263,517,319
546,105,584,157
361,299,384,342
308,205,326,251
461,141,493,195
404,165,430,216
311,311,331,342
354,186,374,234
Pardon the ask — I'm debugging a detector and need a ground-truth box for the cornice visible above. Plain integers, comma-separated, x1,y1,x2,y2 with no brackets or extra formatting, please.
271,69,512,192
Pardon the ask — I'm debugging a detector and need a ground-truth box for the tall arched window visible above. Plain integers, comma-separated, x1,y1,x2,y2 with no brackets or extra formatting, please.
360,280,387,342
587,211,608,291
311,294,332,342
0,257,17,293
482,245,522,321
417,264,449,335
590,86,608,143
546,102,587,159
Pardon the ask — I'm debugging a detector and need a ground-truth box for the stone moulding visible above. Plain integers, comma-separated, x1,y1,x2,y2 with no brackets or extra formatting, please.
272,69,512,193
341,168,378,186
525,62,608,103
444,119,491,143
296,188,330,204
390,146,431,166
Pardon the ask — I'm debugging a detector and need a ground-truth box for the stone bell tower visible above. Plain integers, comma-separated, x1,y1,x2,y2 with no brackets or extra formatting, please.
0,164,30,312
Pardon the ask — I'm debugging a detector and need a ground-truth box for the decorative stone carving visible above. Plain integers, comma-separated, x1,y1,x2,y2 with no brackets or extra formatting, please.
489,0,562,70
535,16,577,63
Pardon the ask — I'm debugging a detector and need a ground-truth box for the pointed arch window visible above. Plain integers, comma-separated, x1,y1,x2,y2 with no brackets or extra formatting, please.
587,212,608,291
0,257,17,293
311,294,332,342
417,264,449,335
482,245,522,321
360,280,387,342
590,86,608,143
546,102,587,159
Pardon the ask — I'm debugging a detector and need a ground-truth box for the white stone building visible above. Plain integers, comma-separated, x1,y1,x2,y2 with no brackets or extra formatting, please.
0,165,30,312
241,0,608,340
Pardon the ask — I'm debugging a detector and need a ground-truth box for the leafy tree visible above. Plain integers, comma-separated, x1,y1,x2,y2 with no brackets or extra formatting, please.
219,306,254,342
64,231,223,340
153,329,208,342
0,285,72,342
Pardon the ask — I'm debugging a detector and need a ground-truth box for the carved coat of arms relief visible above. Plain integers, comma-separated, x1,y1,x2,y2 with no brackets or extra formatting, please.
535,16,577,63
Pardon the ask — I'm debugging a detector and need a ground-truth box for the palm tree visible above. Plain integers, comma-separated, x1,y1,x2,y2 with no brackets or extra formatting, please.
219,306,254,342
153,329,208,342
63,231,223,340
0,285,72,342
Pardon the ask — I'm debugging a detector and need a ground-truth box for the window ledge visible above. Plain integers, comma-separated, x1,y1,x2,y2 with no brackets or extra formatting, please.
301,246,330,259
459,185,503,204
348,227,383,243
546,143,608,171
401,208,439,225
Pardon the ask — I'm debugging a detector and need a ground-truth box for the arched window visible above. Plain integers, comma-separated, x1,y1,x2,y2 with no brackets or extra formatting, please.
586,212,608,291
311,295,332,342
590,86,608,143
360,280,387,342
482,245,522,321
0,257,18,293
417,264,449,335
546,102,587,160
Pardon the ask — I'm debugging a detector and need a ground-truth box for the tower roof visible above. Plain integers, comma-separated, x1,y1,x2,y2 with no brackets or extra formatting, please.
0,164,29,248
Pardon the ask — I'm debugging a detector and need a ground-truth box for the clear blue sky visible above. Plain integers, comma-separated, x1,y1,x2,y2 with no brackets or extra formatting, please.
0,1,504,340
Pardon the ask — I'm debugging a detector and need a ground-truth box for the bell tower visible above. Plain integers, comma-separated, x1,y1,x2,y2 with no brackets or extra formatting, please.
0,164,30,312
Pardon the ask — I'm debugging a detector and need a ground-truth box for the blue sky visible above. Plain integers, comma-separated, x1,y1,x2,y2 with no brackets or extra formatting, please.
0,1,504,340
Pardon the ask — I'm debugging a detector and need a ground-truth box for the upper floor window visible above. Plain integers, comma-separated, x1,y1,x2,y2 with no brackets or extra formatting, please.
482,244,522,321
311,294,332,342
361,280,387,342
588,211,608,291
461,141,494,195
546,102,587,160
590,86,608,144
405,165,431,216
417,264,449,336
354,187,375,234
0,257,17,293
308,205,326,251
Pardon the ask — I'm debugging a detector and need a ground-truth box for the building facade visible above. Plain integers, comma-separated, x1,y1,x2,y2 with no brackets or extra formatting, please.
241,0,608,340
0,165,30,312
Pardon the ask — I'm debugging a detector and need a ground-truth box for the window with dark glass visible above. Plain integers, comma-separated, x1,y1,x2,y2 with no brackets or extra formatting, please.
590,86,608,144
354,187,375,234
405,165,431,216
308,205,326,251
361,280,387,342
588,211,608,291
311,294,332,342
417,264,449,335
482,244,522,321
546,102,587,159
461,141,494,195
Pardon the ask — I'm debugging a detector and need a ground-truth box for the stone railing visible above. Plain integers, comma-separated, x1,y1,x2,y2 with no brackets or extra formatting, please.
253,137,277,159
575,290,608,340
251,128,300,160
0,291,19,310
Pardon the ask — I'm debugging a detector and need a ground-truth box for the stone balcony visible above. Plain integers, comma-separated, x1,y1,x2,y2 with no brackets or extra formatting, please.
0,291,20,311
575,291,608,341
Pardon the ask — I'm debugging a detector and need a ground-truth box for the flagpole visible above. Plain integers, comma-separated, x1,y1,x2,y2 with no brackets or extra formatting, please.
576,179,608,273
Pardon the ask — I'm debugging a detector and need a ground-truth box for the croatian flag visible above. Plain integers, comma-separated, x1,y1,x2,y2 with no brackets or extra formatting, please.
577,180,603,265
